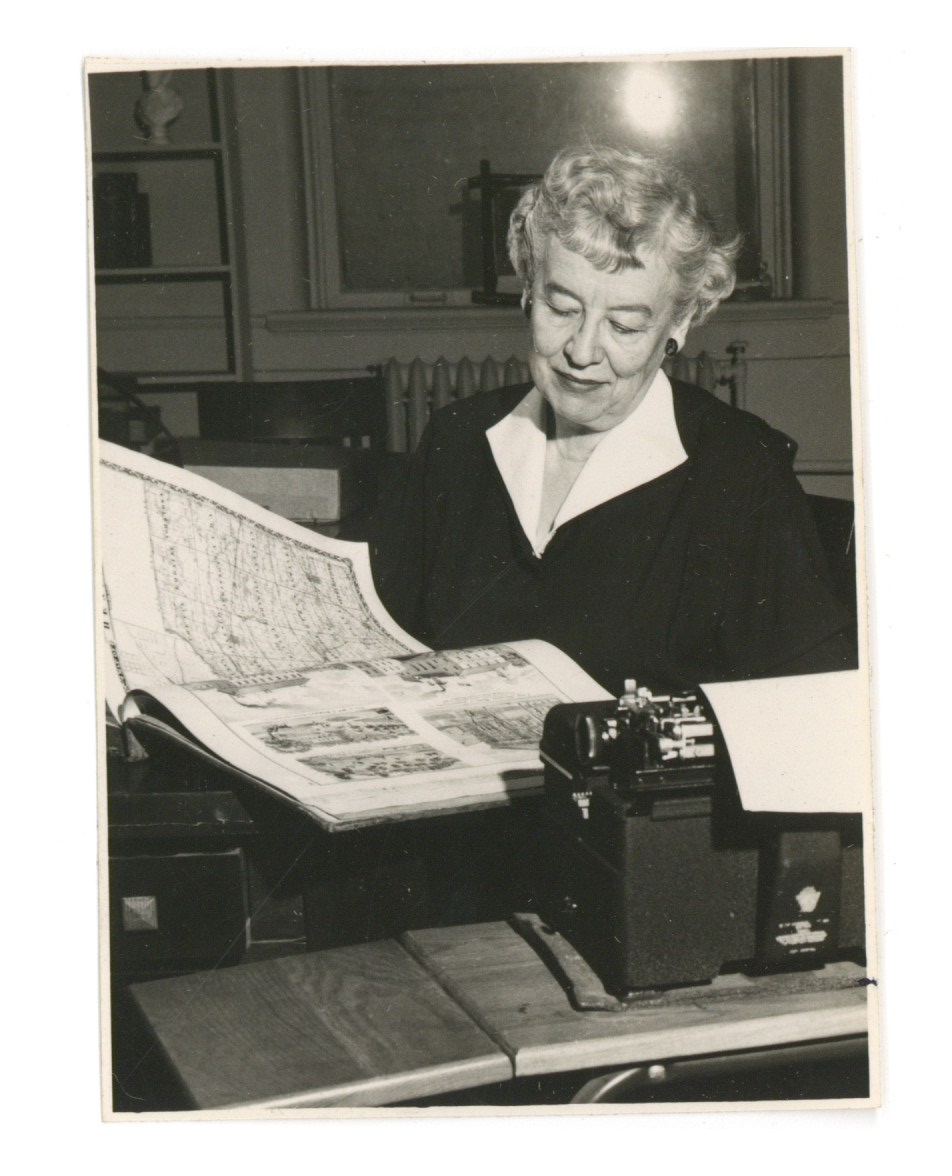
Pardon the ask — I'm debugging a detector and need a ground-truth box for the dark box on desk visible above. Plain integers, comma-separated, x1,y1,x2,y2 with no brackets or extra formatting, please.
109,848,249,975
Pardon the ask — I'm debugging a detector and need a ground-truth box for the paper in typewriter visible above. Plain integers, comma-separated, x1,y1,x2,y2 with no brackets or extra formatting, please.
97,441,609,825
701,671,872,814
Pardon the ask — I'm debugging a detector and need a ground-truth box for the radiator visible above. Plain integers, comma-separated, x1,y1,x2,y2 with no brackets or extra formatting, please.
381,345,747,453
383,355,530,452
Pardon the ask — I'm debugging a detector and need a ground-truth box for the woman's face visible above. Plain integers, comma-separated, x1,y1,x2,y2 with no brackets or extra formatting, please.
528,236,691,435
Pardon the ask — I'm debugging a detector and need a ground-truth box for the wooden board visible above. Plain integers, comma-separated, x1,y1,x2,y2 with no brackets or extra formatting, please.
129,940,511,1108
401,923,869,1078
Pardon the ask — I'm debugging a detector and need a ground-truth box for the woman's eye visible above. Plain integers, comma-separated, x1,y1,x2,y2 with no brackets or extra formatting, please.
610,321,642,336
546,302,576,317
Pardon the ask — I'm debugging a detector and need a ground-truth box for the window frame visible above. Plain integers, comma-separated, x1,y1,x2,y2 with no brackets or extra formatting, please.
297,59,793,312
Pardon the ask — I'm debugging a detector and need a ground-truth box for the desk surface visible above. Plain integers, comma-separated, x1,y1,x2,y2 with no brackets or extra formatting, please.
129,923,869,1110
401,923,869,1079
129,939,510,1109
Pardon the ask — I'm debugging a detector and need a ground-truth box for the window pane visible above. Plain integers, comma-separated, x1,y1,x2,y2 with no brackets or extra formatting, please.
326,61,753,295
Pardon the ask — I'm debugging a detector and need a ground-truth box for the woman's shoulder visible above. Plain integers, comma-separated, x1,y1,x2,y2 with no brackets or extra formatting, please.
427,383,532,437
671,379,798,472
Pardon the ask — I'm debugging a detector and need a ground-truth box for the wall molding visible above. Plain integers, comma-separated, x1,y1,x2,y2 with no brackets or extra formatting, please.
795,459,853,474
262,299,844,336
98,299,845,337
98,314,228,332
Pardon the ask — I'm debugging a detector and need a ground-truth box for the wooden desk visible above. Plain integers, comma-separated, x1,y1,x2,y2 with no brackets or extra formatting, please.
129,923,869,1110
129,939,510,1109
401,923,869,1080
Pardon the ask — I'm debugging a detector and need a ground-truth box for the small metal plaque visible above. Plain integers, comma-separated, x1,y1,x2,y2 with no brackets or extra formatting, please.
121,895,159,933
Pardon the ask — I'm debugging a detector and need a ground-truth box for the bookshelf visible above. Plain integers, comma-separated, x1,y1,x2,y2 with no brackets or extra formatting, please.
90,68,250,382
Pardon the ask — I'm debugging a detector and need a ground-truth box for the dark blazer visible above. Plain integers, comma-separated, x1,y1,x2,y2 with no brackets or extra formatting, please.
370,381,856,695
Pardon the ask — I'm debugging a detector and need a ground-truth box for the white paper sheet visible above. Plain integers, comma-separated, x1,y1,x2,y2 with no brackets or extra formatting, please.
700,670,871,813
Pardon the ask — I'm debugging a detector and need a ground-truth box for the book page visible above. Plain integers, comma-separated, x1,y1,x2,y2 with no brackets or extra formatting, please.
98,440,427,716
139,639,609,824
98,443,609,825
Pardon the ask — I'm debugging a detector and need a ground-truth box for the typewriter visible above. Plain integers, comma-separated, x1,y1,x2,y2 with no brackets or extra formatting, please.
533,681,866,997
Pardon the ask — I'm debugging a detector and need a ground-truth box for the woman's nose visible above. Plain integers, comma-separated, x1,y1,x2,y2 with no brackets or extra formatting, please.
563,317,603,367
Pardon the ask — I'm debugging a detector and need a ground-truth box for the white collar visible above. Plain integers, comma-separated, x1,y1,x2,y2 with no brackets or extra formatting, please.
485,368,688,556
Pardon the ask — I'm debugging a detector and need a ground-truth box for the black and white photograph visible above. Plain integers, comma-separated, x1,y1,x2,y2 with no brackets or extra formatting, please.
11,0,952,1160
85,52,879,1118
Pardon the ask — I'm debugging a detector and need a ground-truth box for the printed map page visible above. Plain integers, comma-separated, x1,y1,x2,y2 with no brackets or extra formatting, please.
98,442,609,826
99,440,424,715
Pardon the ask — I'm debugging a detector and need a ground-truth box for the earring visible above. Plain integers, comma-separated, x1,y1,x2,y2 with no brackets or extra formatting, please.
664,338,679,357
523,295,533,320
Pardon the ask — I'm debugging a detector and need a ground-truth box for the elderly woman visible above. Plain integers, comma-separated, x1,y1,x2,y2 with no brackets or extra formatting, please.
371,146,855,695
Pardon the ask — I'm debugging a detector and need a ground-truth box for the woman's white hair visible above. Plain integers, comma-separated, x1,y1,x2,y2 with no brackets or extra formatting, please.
508,145,740,326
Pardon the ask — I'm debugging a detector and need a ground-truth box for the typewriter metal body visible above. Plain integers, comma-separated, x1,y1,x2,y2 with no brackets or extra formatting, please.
535,682,865,995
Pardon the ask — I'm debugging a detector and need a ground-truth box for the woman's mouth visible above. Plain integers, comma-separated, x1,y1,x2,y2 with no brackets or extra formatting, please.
553,369,605,391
